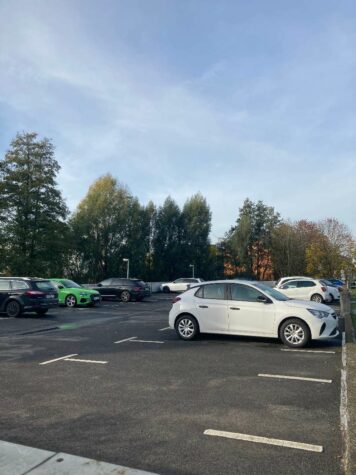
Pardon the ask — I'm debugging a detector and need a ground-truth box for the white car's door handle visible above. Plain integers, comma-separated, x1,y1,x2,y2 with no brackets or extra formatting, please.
230,307,240,310
199,305,208,308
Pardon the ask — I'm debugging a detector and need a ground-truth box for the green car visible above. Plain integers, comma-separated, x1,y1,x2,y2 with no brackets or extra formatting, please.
49,278,101,307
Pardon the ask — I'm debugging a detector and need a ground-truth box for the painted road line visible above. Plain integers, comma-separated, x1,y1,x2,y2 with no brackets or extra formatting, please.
64,358,107,364
114,336,137,344
39,354,78,365
340,331,350,469
281,349,336,354
158,326,171,331
258,373,332,383
204,429,323,453
130,339,164,344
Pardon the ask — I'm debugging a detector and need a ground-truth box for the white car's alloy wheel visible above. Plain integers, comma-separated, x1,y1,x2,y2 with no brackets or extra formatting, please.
283,323,305,345
176,315,198,340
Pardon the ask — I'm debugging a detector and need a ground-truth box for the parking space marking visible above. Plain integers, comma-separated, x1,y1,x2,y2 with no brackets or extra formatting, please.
158,327,171,331
130,339,164,344
258,373,332,383
39,354,78,365
204,429,323,453
64,358,107,364
114,336,137,344
281,349,336,354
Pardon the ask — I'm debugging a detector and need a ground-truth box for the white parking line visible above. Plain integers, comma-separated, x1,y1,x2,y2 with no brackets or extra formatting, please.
39,354,78,365
281,349,336,354
258,373,332,383
114,336,137,344
64,358,107,364
130,339,164,344
204,429,323,453
158,327,171,331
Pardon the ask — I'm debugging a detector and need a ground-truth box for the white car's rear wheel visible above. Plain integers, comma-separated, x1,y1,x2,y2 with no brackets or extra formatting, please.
175,314,199,340
280,318,310,348
162,286,170,293
311,294,323,303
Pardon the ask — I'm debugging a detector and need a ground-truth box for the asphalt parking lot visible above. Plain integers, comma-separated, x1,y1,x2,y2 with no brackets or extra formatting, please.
0,295,343,475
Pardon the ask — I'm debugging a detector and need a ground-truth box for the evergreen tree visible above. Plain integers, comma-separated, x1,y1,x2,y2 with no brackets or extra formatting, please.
0,132,68,276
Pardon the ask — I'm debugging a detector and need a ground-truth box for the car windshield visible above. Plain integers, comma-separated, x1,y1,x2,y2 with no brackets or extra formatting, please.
61,279,82,289
254,283,289,301
34,281,57,291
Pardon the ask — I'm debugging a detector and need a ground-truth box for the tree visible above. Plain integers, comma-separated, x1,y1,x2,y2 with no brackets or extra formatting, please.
152,197,184,280
181,193,212,277
69,174,143,281
0,132,68,275
226,199,281,279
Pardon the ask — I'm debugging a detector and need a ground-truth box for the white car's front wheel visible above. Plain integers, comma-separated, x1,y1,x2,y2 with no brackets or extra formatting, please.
175,314,199,340
280,318,310,348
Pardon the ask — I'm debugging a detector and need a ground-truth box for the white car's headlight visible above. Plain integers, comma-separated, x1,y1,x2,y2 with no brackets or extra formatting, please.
307,309,330,319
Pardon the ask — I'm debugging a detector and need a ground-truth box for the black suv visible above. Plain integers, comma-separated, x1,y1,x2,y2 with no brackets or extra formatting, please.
86,278,151,302
0,277,59,317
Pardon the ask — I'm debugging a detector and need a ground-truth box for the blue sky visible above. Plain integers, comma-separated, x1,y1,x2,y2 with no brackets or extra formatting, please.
0,0,355,240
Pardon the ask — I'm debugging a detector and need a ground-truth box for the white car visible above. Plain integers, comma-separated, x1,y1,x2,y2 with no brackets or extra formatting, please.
275,276,313,287
275,278,333,303
161,278,204,293
168,280,338,347
320,280,340,303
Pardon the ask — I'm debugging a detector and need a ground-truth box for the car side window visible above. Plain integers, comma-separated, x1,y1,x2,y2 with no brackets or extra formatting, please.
100,279,112,286
0,280,11,291
202,283,226,300
195,286,204,298
11,280,29,290
112,279,124,285
230,284,264,302
174,279,184,283
298,281,316,288
283,281,298,289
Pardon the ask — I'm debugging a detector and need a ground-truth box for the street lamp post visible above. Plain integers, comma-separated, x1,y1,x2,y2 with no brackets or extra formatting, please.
123,258,130,278
189,264,195,278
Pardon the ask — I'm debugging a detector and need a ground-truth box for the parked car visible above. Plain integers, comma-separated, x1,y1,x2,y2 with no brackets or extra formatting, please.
168,280,338,348
0,277,58,317
327,278,345,287
275,278,332,303
86,278,150,302
161,278,204,293
320,280,340,302
49,278,101,307
275,276,313,287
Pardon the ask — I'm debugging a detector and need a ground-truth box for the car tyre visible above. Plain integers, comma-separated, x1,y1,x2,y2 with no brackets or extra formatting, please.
65,294,77,307
120,290,131,302
36,309,48,316
6,300,22,318
328,294,334,303
280,318,310,348
162,286,170,293
175,314,199,340
311,294,323,303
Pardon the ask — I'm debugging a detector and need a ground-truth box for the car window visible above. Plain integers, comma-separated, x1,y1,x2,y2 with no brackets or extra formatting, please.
174,279,184,283
297,281,316,288
33,281,56,291
195,286,204,298
201,283,226,300
112,279,124,285
0,280,11,291
61,279,82,288
100,279,112,286
11,280,29,290
283,281,298,289
230,284,264,302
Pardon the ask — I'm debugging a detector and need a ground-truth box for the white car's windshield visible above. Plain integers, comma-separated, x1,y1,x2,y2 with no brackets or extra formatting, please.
254,283,289,301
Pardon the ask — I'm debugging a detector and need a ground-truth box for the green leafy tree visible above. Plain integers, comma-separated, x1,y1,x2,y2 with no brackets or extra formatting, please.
69,174,146,281
0,132,68,276
181,193,212,278
152,197,184,280
226,198,281,279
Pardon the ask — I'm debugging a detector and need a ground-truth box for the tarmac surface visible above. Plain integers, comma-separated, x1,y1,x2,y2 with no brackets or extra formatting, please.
0,295,343,475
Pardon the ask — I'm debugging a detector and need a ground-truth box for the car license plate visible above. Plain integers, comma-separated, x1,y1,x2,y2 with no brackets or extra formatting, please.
46,294,54,299
93,296,100,300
